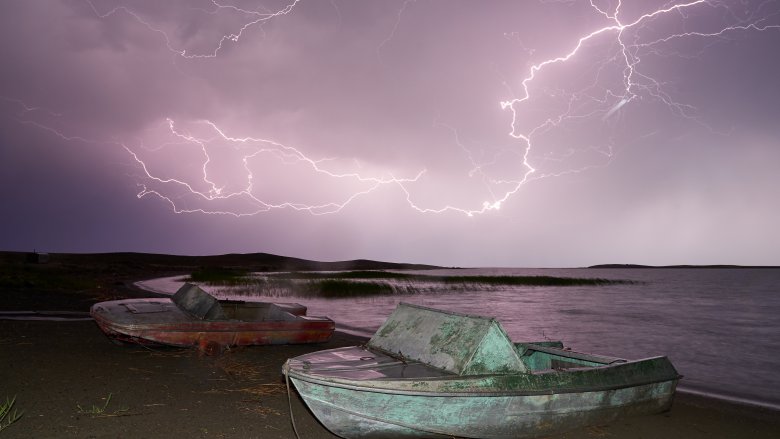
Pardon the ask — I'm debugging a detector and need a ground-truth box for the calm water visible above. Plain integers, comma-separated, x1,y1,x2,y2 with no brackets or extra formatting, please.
139,268,780,409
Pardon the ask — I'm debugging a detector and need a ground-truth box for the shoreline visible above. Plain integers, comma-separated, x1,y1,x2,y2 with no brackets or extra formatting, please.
1,251,778,437
677,388,780,414
132,277,780,412
1,315,778,438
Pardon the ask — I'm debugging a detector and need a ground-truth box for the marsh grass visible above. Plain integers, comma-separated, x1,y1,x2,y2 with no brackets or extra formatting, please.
267,271,628,286
437,275,624,286
305,280,394,297
205,270,633,298
272,271,410,280
0,396,22,432
185,266,250,284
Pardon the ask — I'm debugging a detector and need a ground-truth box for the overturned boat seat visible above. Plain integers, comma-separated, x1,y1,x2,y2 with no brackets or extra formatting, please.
172,283,226,320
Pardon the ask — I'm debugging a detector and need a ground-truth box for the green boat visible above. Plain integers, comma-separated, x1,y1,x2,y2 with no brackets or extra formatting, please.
283,303,681,439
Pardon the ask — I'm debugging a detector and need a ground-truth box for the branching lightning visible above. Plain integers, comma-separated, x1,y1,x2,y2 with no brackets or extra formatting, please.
86,0,301,59
7,0,779,218
120,119,424,216
474,0,780,217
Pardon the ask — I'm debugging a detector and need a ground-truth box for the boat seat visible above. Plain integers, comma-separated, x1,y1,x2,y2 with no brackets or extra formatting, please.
172,283,226,320
221,303,299,322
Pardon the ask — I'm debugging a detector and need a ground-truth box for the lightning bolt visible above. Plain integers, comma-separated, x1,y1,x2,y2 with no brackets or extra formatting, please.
1,96,424,216
6,1,779,218
471,0,780,216
122,118,425,216
377,0,417,63
86,0,302,59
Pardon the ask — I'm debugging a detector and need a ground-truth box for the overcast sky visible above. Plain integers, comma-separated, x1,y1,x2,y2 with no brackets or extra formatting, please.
1,0,779,266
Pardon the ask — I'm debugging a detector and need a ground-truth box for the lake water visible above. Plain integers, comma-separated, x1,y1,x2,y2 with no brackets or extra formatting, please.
138,267,780,409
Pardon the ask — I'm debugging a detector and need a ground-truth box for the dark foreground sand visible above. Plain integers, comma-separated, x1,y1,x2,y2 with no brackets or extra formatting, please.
1,252,778,438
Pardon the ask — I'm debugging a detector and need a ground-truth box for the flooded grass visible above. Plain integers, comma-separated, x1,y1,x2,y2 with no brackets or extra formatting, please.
437,275,626,286
267,271,628,286
303,280,394,297
271,271,410,280
203,271,633,298
264,271,630,285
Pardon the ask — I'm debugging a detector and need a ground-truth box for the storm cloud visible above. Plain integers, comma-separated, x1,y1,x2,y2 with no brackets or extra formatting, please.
1,0,779,266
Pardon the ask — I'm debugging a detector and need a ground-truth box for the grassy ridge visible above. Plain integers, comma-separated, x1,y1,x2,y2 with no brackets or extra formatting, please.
0,251,442,294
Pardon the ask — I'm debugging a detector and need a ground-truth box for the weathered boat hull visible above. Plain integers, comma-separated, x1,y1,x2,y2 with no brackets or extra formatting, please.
91,296,334,350
289,374,676,439
283,303,680,439
93,312,335,349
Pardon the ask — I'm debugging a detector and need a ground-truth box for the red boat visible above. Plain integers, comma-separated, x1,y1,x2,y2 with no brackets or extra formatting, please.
90,283,335,352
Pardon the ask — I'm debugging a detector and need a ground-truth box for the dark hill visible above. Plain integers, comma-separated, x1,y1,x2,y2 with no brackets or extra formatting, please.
0,251,442,310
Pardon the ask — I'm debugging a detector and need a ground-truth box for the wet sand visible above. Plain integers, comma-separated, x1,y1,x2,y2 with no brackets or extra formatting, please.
1,252,778,438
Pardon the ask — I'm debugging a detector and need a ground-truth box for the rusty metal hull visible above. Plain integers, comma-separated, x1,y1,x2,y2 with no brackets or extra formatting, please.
283,303,680,439
91,297,334,350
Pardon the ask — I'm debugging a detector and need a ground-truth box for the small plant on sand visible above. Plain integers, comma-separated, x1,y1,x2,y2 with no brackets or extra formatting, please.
0,396,23,432
77,393,127,416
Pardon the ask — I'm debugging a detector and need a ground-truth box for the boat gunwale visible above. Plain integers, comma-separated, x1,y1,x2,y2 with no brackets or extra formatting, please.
520,343,627,365
93,318,335,334
284,361,681,398
90,300,335,333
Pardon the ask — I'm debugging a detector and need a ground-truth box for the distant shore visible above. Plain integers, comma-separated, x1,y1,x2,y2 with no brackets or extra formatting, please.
589,264,780,269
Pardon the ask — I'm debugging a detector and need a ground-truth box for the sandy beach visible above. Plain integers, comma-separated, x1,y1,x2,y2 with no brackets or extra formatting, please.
1,253,778,438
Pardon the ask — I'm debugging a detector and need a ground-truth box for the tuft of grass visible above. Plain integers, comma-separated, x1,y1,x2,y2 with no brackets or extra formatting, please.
77,393,128,416
0,396,22,432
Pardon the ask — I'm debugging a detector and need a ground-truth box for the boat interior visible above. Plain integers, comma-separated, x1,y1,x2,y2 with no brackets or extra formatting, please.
289,341,628,382
515,342,627,371
219,301,304,322
172,283,313,322
288,346,455,380
322,302,631,379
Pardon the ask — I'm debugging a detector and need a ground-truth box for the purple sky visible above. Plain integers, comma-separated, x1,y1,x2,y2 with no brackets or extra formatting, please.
1,0,779,267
